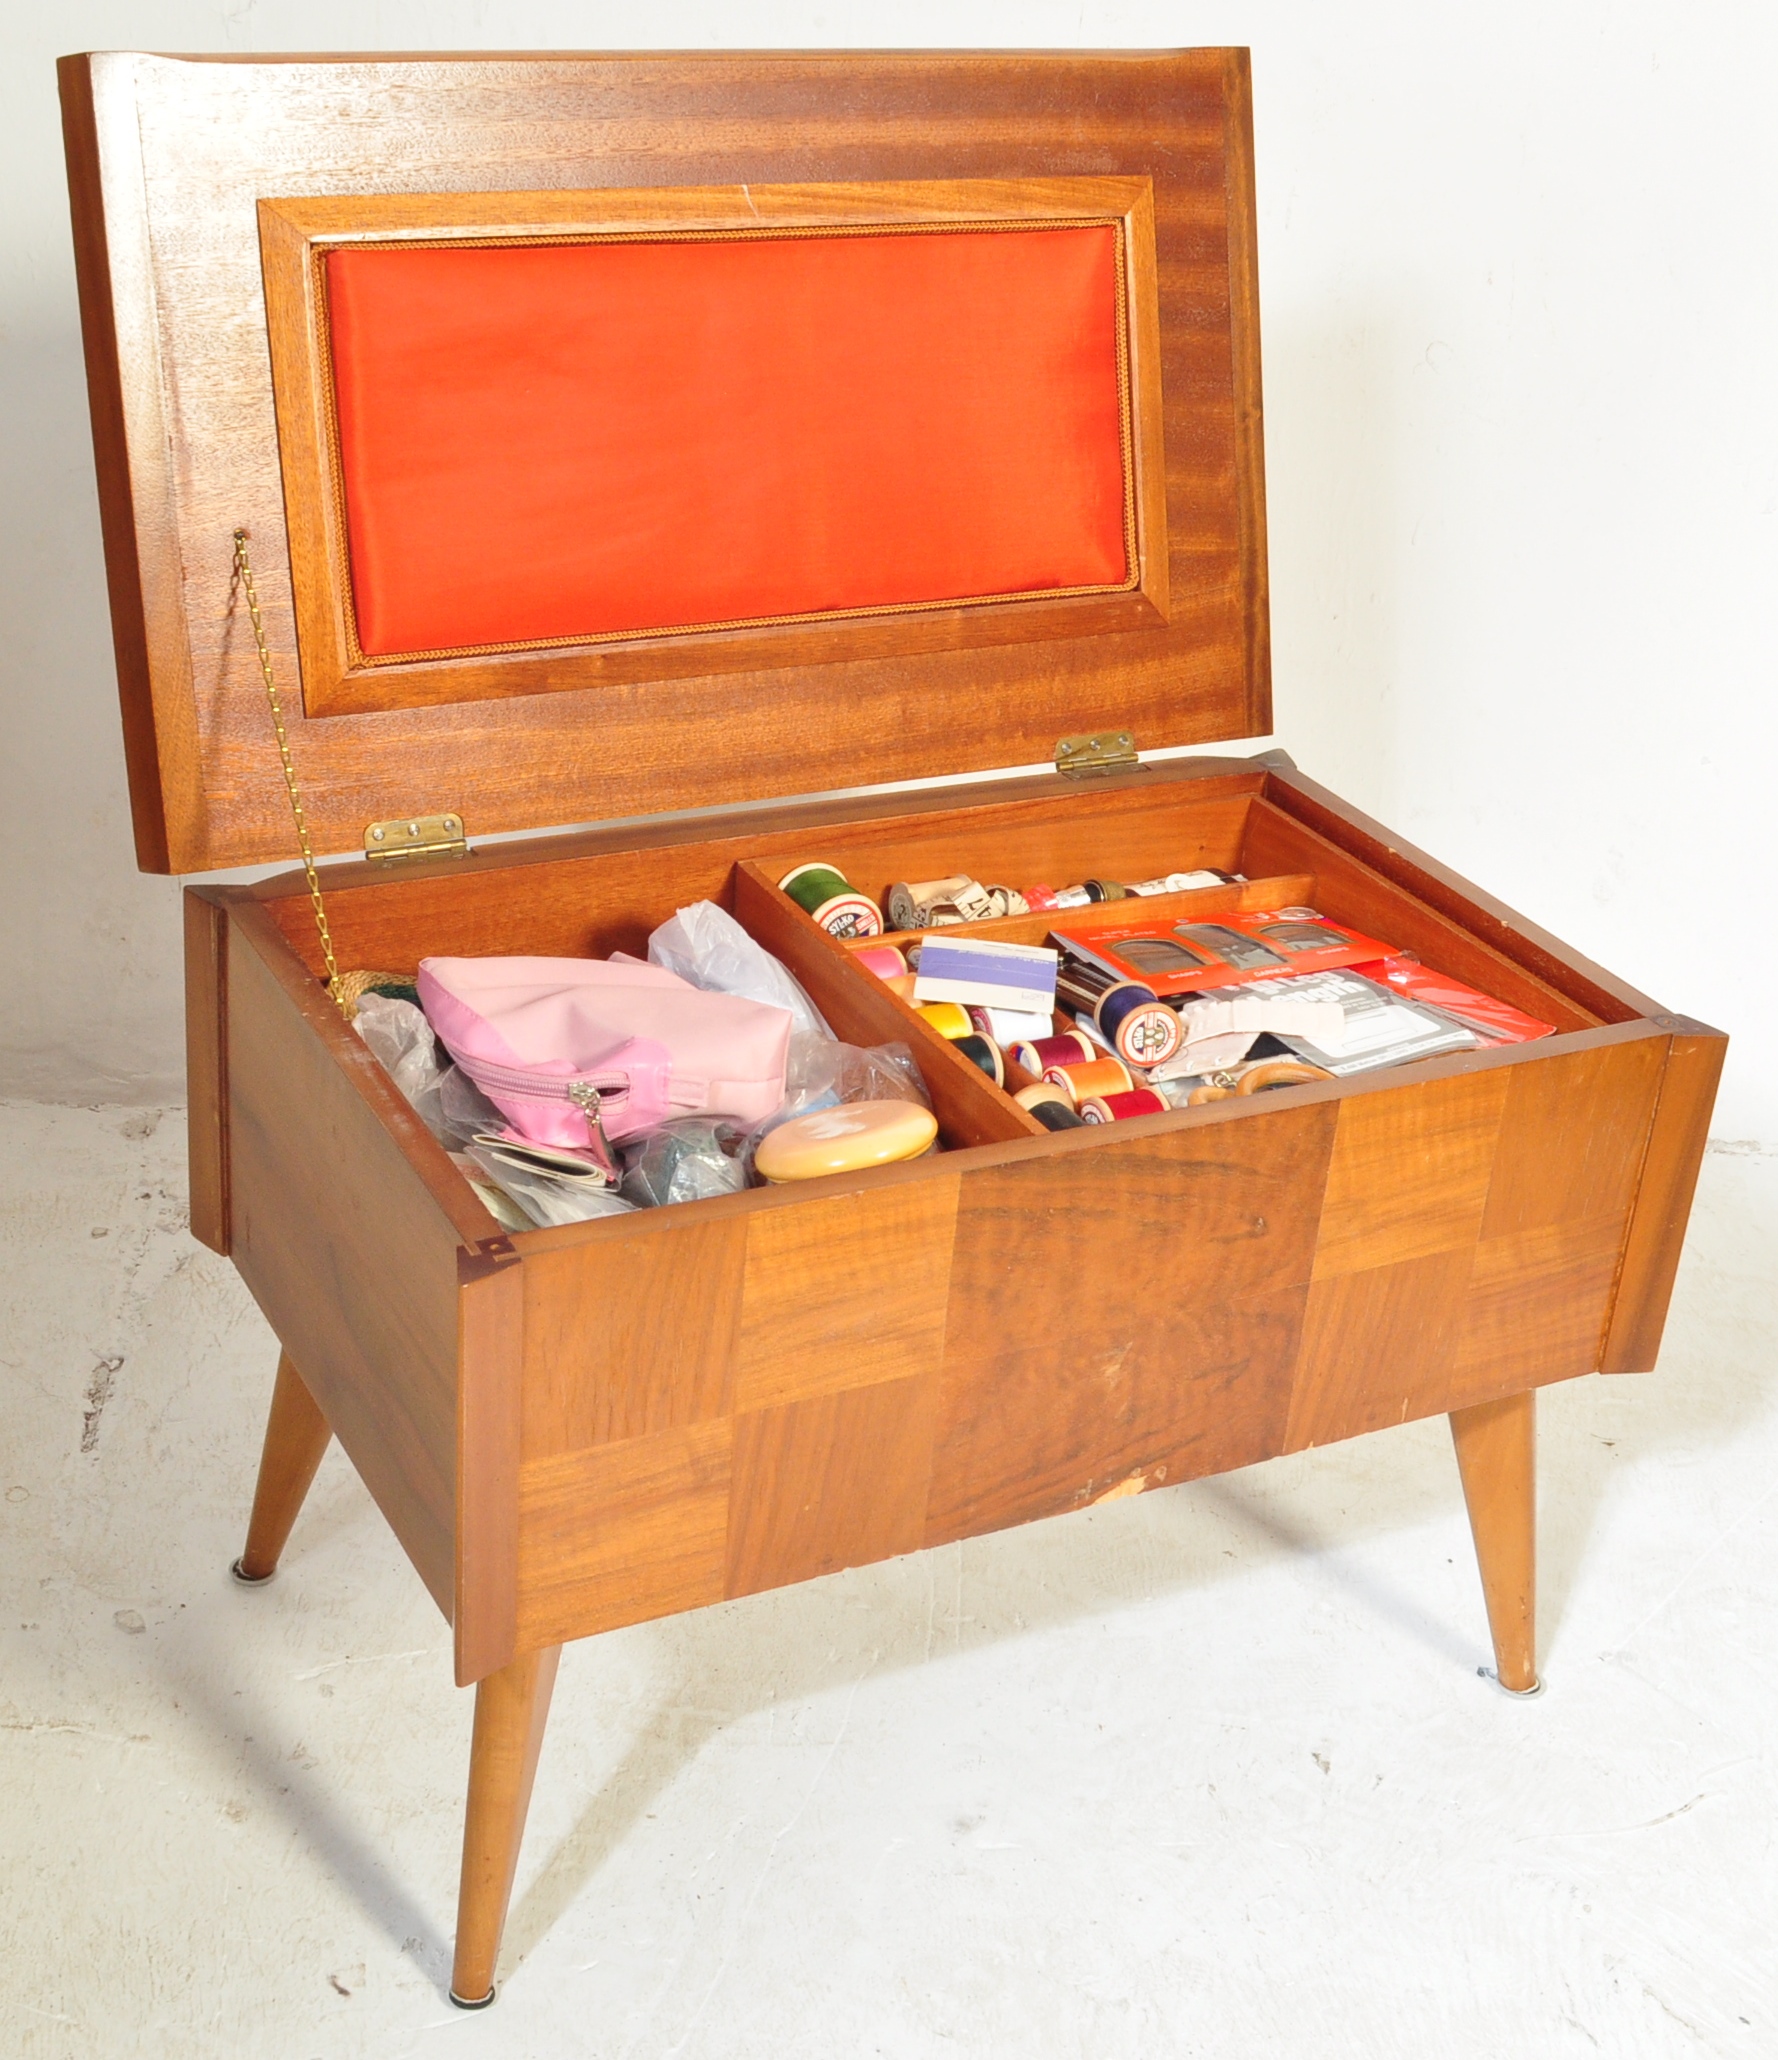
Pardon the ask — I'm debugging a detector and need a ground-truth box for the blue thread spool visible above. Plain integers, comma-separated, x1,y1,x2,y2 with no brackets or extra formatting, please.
1096,980,1182,1068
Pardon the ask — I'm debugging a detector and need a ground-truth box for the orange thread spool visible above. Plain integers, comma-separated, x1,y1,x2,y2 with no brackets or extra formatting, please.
1041,1055,1132,1106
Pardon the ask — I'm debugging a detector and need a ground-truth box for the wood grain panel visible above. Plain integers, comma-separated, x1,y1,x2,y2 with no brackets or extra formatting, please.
735,1175,960,1412
1480,1039,1665,1241
59,56,194,872
224,902,481,1615
515,1420,731,1649
1221,47,1270,704
1240,797,1599,1034
1284,1250,1474,1451
1312,1069,1509,1280
1453,1215,1627,1389
926,1103,1337,1544
457,1238,523,1685
256,764,1260,990
1601,1020,1728,1374
519,1215,747,1459
183,887,229,1253
1260,766,1662,1024
63,50,1269,872
725,1375,938,1597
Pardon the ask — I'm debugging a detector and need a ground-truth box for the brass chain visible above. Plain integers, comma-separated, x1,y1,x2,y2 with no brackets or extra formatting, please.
231,529,351,1019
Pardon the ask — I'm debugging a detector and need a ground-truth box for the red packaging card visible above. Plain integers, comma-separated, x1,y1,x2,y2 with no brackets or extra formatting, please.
1052,908,1398,999
1355,956,1556,1046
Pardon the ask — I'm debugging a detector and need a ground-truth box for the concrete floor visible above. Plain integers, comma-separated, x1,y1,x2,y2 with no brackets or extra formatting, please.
2,1101,1774,2059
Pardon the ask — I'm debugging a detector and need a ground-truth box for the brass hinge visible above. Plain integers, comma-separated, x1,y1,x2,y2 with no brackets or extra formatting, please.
364,813,469,863
1055,731,1140,778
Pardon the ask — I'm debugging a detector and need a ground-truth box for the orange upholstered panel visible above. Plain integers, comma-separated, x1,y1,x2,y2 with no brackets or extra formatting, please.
324,225,1131,659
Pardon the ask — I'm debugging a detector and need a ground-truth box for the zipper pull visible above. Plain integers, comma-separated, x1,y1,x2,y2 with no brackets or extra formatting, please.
567,1080,618,1174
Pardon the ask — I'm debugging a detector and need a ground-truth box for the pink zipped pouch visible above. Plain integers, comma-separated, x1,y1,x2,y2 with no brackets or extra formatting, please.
417,955,792,1151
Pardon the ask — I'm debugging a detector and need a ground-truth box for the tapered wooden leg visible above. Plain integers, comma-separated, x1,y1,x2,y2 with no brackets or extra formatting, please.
1449,1389,1539,1693
233,1352,332,1583
450,1645,562,2008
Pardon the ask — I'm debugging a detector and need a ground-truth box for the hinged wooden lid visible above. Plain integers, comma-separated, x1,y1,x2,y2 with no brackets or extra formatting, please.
61,49,1268,874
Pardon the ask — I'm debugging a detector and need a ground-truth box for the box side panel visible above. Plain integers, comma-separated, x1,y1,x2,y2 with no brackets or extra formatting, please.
927,1098,1337,1541
458,1238,524,1683
254,765,1259,979
225,906,466,1613
1258,766,1662,1022
1283,1035,1667,1449
183,888,229,1253
1600,1022,1728,1373
511,1167,962,1651
504,1027,1676,1655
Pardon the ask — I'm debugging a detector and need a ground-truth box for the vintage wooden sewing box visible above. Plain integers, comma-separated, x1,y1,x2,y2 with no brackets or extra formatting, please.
62,47,1723,2005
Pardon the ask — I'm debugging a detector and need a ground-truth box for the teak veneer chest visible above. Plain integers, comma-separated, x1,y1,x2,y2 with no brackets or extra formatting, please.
62,46,1723,2007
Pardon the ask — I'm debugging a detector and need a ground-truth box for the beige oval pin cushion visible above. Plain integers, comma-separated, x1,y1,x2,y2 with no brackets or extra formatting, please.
754,1100,938,1183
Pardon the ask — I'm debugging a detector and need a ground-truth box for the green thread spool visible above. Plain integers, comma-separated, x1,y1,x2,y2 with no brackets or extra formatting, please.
778,861,883,940
953,1033,1005,1088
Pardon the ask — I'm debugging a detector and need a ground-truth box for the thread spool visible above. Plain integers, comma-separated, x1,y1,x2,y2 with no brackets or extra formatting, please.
1128,869,1231,896
1056,958,1183,1069
966,1005,1054,1046
1029,1100,1088,1131
886,875,985,931
1098,985,1181,1068
853,944,909,981
1042,1055,1132,1106
1014,1081,1074,1114
953,1034,1005,1087
1036,878,1120,910
916,1001,973,1040
779,862,883,939
1077,1087,1168,1124
1009,1031,1095,1075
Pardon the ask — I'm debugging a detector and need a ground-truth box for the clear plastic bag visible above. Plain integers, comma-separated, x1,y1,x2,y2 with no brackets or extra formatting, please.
619,1117,751,1209
776,1039,928,1121
647,900,832,1043
436,1063,509,1150
355,994,451,1141
743,1040,931,1180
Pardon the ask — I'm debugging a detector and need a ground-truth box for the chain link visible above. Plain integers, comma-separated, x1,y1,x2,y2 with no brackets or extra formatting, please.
232,529,351,1019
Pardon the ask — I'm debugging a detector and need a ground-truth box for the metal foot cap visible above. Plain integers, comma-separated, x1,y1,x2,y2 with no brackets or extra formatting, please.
449,1986,497,2010
230,1558,276,1586
1479,1666,1545,1699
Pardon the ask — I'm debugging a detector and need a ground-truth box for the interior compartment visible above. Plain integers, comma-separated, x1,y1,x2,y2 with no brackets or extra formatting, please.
242,763,1643,1226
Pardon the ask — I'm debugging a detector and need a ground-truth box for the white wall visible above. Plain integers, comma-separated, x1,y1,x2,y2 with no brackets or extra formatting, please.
2,2,1773,1136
